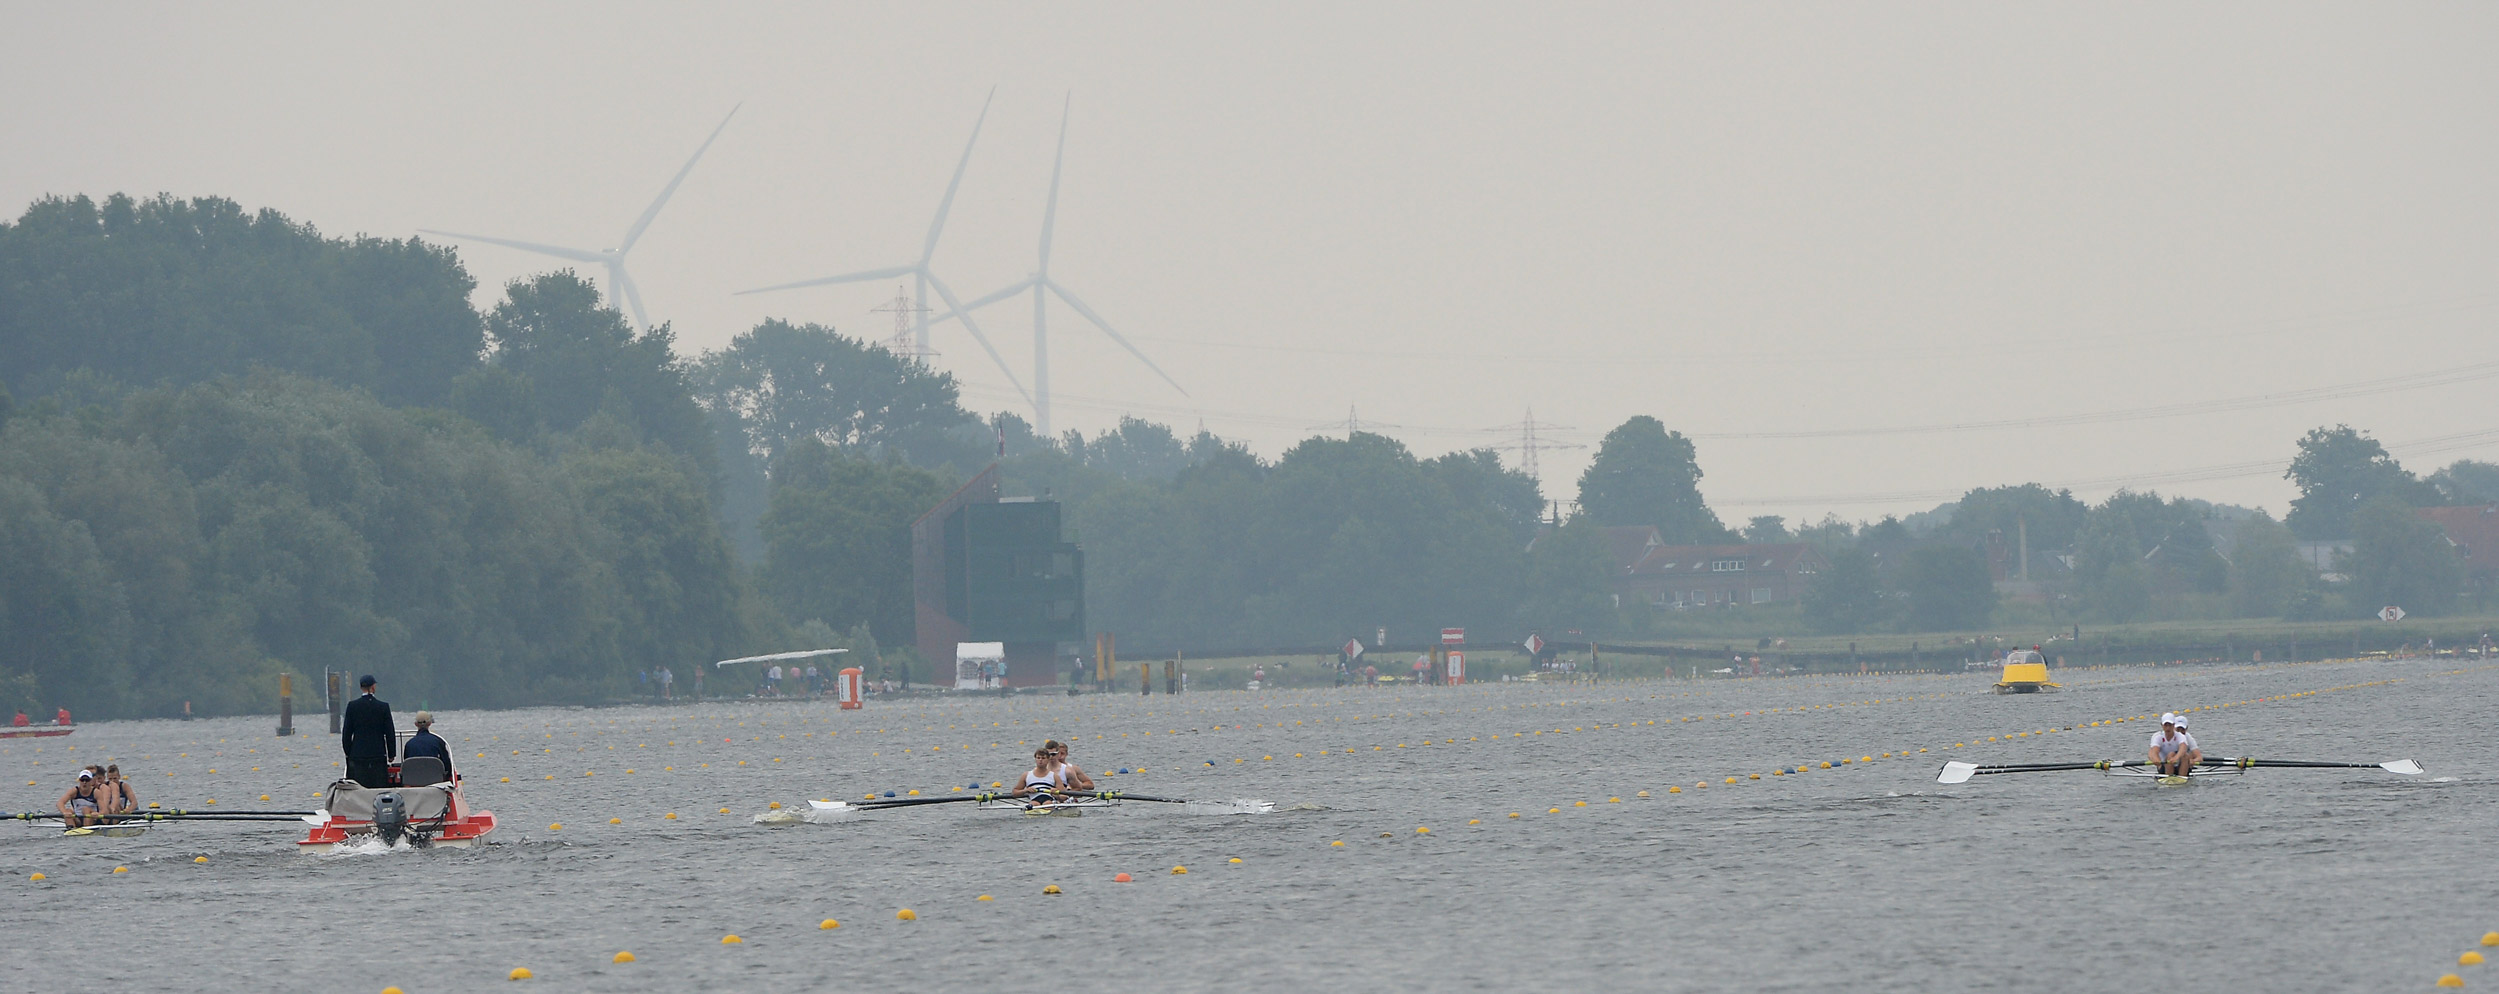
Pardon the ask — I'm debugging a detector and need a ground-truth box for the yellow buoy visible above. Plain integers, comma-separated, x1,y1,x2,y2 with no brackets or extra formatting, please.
2466,952,2488,966
1331,840,1345,846
508,967,532,980
976,894,993,901
30,873,45,881
897,909,917,921
2436,974,2462,988
547,824,561,831
1637,791,1650,798
1043,885,1063,895
2485,932,2499,947
665,813,678,820
1173,864,1191,873
1508,812,1521,819
608,818,621,825
613,951,636,963
768,801,781,810
112,866,128,874
821,918,842,928
260,794,271,801
721,935,741,944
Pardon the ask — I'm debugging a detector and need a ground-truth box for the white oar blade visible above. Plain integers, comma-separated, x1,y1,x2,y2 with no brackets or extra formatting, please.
804,800,857,824
2381,759,2424,776
1937,762,1979,785
301,809,331,827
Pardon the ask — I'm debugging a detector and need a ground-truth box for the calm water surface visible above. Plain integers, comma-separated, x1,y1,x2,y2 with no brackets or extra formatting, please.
5,655,2493,992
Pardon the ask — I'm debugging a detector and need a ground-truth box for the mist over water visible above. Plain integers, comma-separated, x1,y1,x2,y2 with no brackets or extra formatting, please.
5,656,2490,991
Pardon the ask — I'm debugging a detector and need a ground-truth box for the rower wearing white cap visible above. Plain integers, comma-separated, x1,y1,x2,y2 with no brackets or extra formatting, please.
2148,713,2202,777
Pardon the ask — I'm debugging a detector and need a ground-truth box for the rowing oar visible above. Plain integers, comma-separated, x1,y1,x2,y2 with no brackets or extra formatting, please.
2204,757,2425,775
8,811,316,823
1936,760,2151,784
1066,789,1191,804
847,792,1022,809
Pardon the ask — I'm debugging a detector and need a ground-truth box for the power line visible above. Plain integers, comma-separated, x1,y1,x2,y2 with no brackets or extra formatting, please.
1711,426,2499,509
1485,407,1584,483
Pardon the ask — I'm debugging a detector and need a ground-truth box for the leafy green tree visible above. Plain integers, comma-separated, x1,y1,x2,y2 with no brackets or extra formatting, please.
1516,514,1618,634
760,438,951,646
1899,544,1995,631
1802,547,1889,633
1744,515,1791,544
1576,416,1730,544
484,271,715,476
2345,495,2464,616
1946,484,2088,553
0,193,481,405
2227,512,2309,618
0,476,134,716
692,319,971,464
2428,459,2499,505
2285,425,2436,538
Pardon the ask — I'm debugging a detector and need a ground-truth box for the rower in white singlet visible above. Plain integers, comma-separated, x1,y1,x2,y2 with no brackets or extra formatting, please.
1013,748,1066,800
2148,712,2203,776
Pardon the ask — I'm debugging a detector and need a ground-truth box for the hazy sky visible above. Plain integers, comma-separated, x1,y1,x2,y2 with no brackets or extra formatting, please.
8,4,2495,524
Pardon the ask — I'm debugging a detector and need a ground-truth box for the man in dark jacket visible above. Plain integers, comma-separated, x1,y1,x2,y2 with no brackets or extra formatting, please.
340,675,397,788
400,711,453,779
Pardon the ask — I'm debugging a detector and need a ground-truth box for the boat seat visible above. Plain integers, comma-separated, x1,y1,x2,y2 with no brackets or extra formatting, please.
399,756,448,788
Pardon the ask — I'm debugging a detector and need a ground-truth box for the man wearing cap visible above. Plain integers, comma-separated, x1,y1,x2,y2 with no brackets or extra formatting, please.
339,675,398,788
2147,712,2202,777
401,711,453,779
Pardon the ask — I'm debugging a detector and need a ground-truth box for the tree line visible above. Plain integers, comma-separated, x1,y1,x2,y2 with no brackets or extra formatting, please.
3,192,2490,715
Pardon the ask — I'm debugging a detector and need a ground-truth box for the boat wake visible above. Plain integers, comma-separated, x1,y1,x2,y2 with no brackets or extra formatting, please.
802,800,859,824
752,809,806,827
324,835,417,857
1182,799,1277,816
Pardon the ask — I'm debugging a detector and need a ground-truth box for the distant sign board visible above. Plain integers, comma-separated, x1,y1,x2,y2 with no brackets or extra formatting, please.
1522,634,1545,655
1446,651,1465,685
2380,605,2406,622
1441,628,1465,645
1344,638,1365,659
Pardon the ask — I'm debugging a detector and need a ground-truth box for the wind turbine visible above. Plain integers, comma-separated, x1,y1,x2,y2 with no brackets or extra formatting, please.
737,88,1032,409
930,94,1185,436
420,104,740,331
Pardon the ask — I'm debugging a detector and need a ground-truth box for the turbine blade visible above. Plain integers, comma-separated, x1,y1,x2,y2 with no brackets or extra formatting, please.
417,229,605,264
620,102,741,255
925,270,1034,409
921,86,995,265
612,262,652,330
1046,279,1188,396
736,263,919,295
927,277,1036,326
1037,92,1069,277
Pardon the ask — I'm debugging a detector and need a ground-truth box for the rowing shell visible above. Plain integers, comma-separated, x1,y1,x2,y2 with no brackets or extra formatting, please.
62,825,147,838
2107,766,2240,784
980,797,1119,817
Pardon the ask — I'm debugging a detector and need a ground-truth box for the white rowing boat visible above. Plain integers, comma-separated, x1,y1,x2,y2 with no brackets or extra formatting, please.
980,796,1118,817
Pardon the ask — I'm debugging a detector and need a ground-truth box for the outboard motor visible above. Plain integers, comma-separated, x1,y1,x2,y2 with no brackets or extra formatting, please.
372,791,407,846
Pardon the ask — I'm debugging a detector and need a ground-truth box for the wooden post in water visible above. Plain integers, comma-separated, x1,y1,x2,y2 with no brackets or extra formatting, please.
1166,656,1179,695
277,673,294,737
325,669,342,734
1139,662,1151,696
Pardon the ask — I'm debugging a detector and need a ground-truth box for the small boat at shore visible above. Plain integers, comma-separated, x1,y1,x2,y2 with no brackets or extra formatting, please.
298,757,496,852
1,727,74,740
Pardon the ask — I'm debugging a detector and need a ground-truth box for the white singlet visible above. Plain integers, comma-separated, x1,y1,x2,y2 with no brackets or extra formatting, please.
2149,731,2199,757
1023,768,1063,789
